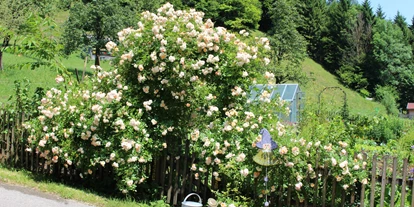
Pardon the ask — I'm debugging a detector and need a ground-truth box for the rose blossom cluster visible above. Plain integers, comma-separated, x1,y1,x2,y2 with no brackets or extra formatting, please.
26,65,158,193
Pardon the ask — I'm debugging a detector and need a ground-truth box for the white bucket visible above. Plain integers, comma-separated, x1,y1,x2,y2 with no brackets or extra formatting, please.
181,193,202,207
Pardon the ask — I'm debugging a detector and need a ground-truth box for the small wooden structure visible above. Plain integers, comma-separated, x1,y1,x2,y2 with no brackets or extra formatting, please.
407,103,414,119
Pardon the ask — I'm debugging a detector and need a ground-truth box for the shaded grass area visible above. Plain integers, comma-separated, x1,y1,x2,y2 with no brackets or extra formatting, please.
0,52,111,104
0,166,168,207
301,58,386,116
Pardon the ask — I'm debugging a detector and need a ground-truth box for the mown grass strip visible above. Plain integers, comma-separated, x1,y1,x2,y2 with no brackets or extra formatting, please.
0,167,168,207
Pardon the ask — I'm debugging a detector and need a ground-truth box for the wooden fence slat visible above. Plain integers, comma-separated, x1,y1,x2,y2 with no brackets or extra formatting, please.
25,149,29,170
0,112,4,163
331,179,336,207
321,165,328,207
390,157,397,207
370,154,378,207
400,158,408,207
411,179,414,207
202,167,209,202
167,155,173,204
160,152,167,199
188,153,195,196
277,183,283,207
11,122,15,166
5,113,10,164
173,156,180,205
180,140,189,199
287,185,291,207
350,184,355,204
360,180,366,207
20,113,25,168
340,188,346,207
379,156,388,207
313,150,319,206
31,149,35,172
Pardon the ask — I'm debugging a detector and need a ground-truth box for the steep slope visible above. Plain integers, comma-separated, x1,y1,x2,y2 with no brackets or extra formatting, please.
301,58,386,116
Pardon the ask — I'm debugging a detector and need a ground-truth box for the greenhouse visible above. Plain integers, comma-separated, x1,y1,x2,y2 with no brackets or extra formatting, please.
249,84,304,123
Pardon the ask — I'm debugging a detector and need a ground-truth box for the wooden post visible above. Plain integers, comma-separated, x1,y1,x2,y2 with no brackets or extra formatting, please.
20,113,25,168
202,167,209,202
370,154,377,207
400,158,408,207
173,156,180,205
5,113,9,164
11,124,15,166
350,185,355,204
321,165,328,207
314,150,320,206
390,157,397,207
411,179,414,207
167,155,173,204
360,182,366,207
181,140,190,197
379,156,388,207
0,112,4,164
331,179,337,207
287,185,291,207
159,151,167,199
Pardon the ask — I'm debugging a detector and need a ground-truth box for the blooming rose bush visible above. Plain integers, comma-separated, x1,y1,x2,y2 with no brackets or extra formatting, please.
106,2,288,199
24,3,371,204
25,2,281,196
25,66,157,193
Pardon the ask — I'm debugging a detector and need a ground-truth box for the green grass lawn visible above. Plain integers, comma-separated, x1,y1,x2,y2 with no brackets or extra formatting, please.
301,58,386,116
0,52,111,104
0,167,168,207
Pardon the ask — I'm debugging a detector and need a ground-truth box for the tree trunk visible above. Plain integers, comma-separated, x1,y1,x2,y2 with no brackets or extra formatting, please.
94,47,100,66
0,35,11,71
0,51,3,71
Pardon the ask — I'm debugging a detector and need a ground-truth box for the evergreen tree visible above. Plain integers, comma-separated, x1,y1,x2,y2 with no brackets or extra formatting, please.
297,0,326,61
375,5,385,19
321,0,357,72
266,0,308,83
394,11,412,44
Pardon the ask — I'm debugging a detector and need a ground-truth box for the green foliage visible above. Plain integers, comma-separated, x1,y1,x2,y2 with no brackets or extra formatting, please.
321,0,358,73
397,128,414,161
297,0,326,59
374,86,399,116
370,18,414,107
62,0,139,65
13,15,68,74
265,0,308,84
301,58,386,116
394,11,413,45
366,116,407,144
375,5,385,20
337,64,368,90
193,0,262,30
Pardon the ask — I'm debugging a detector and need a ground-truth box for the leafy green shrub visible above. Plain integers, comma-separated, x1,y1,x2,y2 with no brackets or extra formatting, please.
375,86,399,116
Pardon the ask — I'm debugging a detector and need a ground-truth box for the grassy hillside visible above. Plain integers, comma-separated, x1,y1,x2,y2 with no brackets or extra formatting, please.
1,55,386,116
0,52,111,104
301,58,386,116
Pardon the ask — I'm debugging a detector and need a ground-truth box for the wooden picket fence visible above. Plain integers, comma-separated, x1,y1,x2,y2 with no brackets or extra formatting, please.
1,110,414,206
